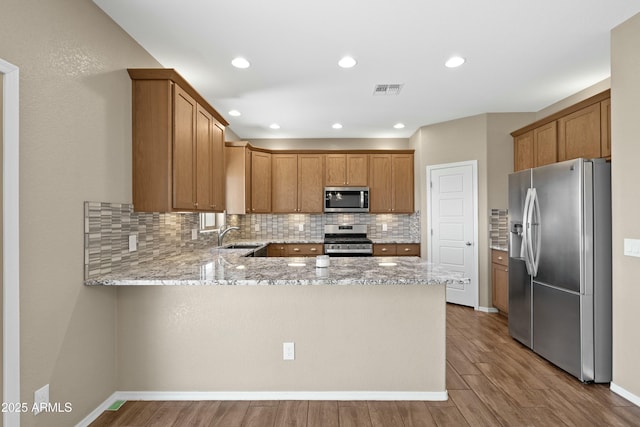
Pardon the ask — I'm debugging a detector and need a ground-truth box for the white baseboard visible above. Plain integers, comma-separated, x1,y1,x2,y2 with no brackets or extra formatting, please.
76,390,448,426
476,306,499,313
75,391,119,427
611,382,640,407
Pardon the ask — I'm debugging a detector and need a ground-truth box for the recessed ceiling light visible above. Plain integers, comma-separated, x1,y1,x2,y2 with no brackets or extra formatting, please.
229,110,241,117
445,56,466,68
393,123,405,129
269,123,280,130
332,123,343,129
338,56,357,68
231,57,250,69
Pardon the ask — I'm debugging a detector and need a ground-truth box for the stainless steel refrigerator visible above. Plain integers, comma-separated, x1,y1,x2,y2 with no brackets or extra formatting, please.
508,158,611,383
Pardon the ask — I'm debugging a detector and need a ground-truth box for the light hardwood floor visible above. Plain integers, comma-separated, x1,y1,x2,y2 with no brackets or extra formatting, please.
89,303,640,426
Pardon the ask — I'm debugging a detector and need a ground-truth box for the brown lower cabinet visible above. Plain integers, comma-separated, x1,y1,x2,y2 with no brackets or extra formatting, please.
373,243,420,256
267,243,323,257
491,250,509,315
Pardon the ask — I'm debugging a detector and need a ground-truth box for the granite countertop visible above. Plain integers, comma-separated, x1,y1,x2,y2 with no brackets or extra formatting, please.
84,244,468,287
490,245,508,252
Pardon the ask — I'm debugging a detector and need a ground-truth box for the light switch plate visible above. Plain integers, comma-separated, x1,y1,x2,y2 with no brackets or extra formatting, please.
128,234,137,252
382,223,388,232
255,223,261,232
298,223,304,231
283,342,295,361
624,238,640,257
191,229,198,240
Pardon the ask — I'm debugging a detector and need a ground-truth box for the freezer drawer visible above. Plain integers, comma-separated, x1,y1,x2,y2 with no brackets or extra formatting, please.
532,282,587,381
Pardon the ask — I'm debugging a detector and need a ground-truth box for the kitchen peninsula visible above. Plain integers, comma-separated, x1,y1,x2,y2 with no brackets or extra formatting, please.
85,247,468,400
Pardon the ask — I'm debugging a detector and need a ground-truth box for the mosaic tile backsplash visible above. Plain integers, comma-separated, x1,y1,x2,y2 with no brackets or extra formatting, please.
84,201,420,279
489,209,508,251
84,202,215,279
226,212,420,242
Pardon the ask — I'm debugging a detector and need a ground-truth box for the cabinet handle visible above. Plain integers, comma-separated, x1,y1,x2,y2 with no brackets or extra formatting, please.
310,248,317,252
505,269,508,272
498,256,503,260
293,248,300,252
381,248,387,252
403,248,410,252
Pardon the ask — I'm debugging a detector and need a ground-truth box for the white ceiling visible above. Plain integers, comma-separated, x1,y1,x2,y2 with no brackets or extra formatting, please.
94,0,640,139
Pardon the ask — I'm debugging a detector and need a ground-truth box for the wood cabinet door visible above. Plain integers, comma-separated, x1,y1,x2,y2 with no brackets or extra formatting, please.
195,104,213,211
325,154,347,186
251,151,272,212
211,123,225,211
369,154,392,212
492,262,509,314
558,103,601,161
272,154,298,213
267,244,286,257
298,154,324,213
392,154,414,213
533,121,557,167
172,84,197,210
346,154,369,186
514,131,534,171
600,98,611,158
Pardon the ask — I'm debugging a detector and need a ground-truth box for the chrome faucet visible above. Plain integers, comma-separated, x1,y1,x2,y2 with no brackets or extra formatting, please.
217,225,240,247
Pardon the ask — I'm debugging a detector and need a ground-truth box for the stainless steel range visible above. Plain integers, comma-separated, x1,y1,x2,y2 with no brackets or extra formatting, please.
323,224,373,257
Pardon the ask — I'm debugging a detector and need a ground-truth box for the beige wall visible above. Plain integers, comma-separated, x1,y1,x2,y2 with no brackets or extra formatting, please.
536,78,611,119
0,0,160,425
409,113,533,309
117,285,446,393
611,12,640,401
248,138,409,150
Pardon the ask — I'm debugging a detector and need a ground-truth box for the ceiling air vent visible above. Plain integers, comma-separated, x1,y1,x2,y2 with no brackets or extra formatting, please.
373,84,404,96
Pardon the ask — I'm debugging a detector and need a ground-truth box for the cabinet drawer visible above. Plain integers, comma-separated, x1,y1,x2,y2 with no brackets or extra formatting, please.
373,244,397,256
396,244,420,256
491,250,508,266
285,244,323,257
267,244,286,257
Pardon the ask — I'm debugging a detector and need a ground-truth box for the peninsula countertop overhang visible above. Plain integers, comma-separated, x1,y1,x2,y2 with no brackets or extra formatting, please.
84,245,469,287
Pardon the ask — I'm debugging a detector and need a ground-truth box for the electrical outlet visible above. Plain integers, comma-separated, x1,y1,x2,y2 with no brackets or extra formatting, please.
283,342,295,361
191,228,198,240
33,384,49,416
255,223,261,232
298,223,304,232
128,234,137,252
382,223,388,232
624,238,640,257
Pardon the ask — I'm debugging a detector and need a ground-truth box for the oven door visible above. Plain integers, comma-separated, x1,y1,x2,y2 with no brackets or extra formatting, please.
324,187,369,213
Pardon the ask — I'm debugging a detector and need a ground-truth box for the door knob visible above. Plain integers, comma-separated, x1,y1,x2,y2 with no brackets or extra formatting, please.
465,242,472,246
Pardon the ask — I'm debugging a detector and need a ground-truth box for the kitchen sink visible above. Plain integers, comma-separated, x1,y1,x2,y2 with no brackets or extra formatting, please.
222,243,263,249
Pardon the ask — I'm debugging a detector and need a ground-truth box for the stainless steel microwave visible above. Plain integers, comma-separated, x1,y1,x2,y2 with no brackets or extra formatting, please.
324,187,369,213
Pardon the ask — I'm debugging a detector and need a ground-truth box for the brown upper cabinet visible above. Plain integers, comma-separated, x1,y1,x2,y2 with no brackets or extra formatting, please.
325,153,368,186
225,143,273,214
128,69,228,213
369,153,414,213
272,153,324,213
533,121,558,167
250,151,272,213
512,90,611,172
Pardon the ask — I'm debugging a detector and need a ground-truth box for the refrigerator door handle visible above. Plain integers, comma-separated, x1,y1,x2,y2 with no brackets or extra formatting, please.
530,188,542,277
521,188,533,275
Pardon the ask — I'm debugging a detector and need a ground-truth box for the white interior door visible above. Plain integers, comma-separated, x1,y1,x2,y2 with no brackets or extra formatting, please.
428,161,478,308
